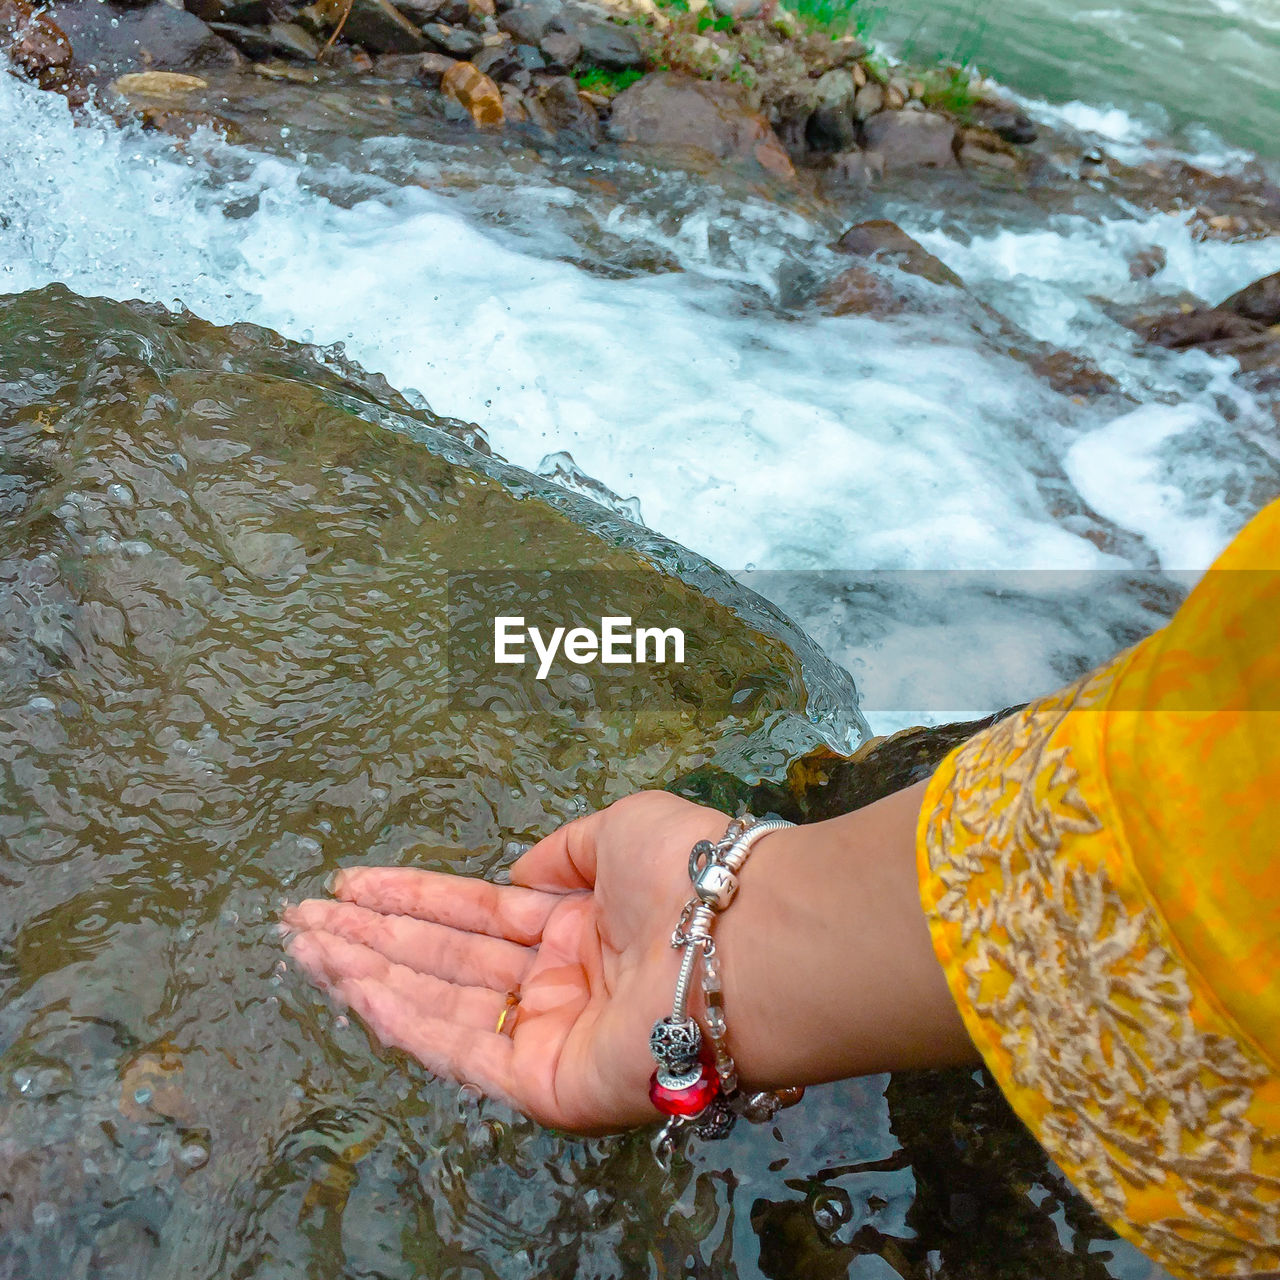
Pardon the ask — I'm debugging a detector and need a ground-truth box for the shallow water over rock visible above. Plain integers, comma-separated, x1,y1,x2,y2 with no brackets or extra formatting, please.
0,284,862,1275
0,287,1159,1279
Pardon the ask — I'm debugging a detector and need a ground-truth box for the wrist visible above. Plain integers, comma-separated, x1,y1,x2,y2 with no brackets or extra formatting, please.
711,781,976,1090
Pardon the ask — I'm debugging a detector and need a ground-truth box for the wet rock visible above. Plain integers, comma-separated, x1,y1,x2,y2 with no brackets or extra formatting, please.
816,264,907,318
47,0,239,80
833,220,963,288
957,125,1022,173
422,20,482,54
110,69,209,97
301,0,426,53
210,21,320,60
851,81,883,121
609,72,794,179
500,83,529,120
472,40,516,76
861,109,956,169
391,0,444,20
557,7,641,70
712,0,761,16
527,73,600,144
183,0,270,26
801,30,865,75
972,98,1037,145
139,106,241,139
441,58,504,126
373,49,431,77
414,47,457,82
539,28,579,68
1219,270,1280,326
1127,245,1167,281
1144,308,1267,349
1,0,74,86
497,0,554,44
1028,349,1120,399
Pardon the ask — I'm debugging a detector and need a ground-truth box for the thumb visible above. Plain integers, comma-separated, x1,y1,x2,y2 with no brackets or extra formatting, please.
510,809,603,892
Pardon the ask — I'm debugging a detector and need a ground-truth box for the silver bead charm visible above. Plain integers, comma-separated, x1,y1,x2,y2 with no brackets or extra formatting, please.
694,1096,736,1141
649,1016,702,1074
693,862,739,911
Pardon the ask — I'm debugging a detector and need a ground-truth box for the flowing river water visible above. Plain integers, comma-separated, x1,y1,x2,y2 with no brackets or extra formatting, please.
1,0,1279,1275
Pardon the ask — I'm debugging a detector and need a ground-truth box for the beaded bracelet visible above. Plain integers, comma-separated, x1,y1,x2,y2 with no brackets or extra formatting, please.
648,815,804,1167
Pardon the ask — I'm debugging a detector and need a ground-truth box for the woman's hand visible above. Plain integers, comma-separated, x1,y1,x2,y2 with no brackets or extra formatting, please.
282,791,729,1134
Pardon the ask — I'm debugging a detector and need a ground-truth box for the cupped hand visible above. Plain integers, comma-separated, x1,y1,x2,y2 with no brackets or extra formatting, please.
282,791,729,1134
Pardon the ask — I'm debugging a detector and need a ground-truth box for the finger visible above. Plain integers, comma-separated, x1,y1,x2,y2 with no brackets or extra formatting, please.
282,899,534,991
330,867,559,946
288,930,508,1033
510,809,605,892
331,974,518,1107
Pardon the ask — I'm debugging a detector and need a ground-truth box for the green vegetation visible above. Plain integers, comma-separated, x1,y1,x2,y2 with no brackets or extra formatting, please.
575,66,645,95
788,0,864,38
918,65,979,121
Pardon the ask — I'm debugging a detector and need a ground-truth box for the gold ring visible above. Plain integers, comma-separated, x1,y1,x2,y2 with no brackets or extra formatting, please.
495,990,521,1037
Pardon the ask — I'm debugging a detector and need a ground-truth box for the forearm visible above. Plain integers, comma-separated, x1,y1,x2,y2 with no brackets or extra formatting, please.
711,780,978,1089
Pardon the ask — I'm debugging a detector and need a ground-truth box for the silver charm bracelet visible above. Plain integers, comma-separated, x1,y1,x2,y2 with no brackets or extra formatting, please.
647,815,804,1168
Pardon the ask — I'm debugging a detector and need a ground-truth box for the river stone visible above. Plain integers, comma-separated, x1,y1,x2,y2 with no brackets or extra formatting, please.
0,0,73,84
609,71,795,179
1220,270,1280,326
555,8,641,69
833,219,963,289
958,125,1023,173
526,73,600,144
45,0,240,79
441,58,504,126
210,21,321,60
1144,308,1267,348
303,0,427,52
862,109,957,169
538,27,579,67
183,0,270,27
415,46,457,82
972,97,1038,145
851,81,883,121
496,0,554,44
422,20,482,54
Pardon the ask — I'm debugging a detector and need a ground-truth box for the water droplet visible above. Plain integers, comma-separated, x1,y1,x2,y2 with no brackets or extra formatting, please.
296,837,321,857
133,1087,153,1107
106,482,134,506
178,1140,209,1170
317,820,333,835
26,696,55,713
334,1015,349,1030
32,1202,57,1228
811,1188,852,1235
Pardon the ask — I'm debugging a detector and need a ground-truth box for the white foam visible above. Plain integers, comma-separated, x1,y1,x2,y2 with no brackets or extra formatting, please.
3,69,1279,733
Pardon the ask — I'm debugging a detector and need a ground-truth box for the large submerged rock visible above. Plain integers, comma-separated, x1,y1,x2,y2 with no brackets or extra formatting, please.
0,284,866,1276
0,288,1140,1279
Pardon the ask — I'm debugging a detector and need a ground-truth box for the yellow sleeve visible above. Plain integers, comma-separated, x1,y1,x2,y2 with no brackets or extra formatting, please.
917,498,1280,1280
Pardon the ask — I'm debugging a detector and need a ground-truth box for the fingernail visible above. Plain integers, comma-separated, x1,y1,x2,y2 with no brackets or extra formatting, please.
324,869,346,895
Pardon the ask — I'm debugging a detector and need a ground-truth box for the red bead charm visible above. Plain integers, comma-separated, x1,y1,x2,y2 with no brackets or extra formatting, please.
649,1060,720,1118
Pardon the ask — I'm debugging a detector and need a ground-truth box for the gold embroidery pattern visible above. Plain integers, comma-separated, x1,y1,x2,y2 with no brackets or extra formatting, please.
924,668,1280,1279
